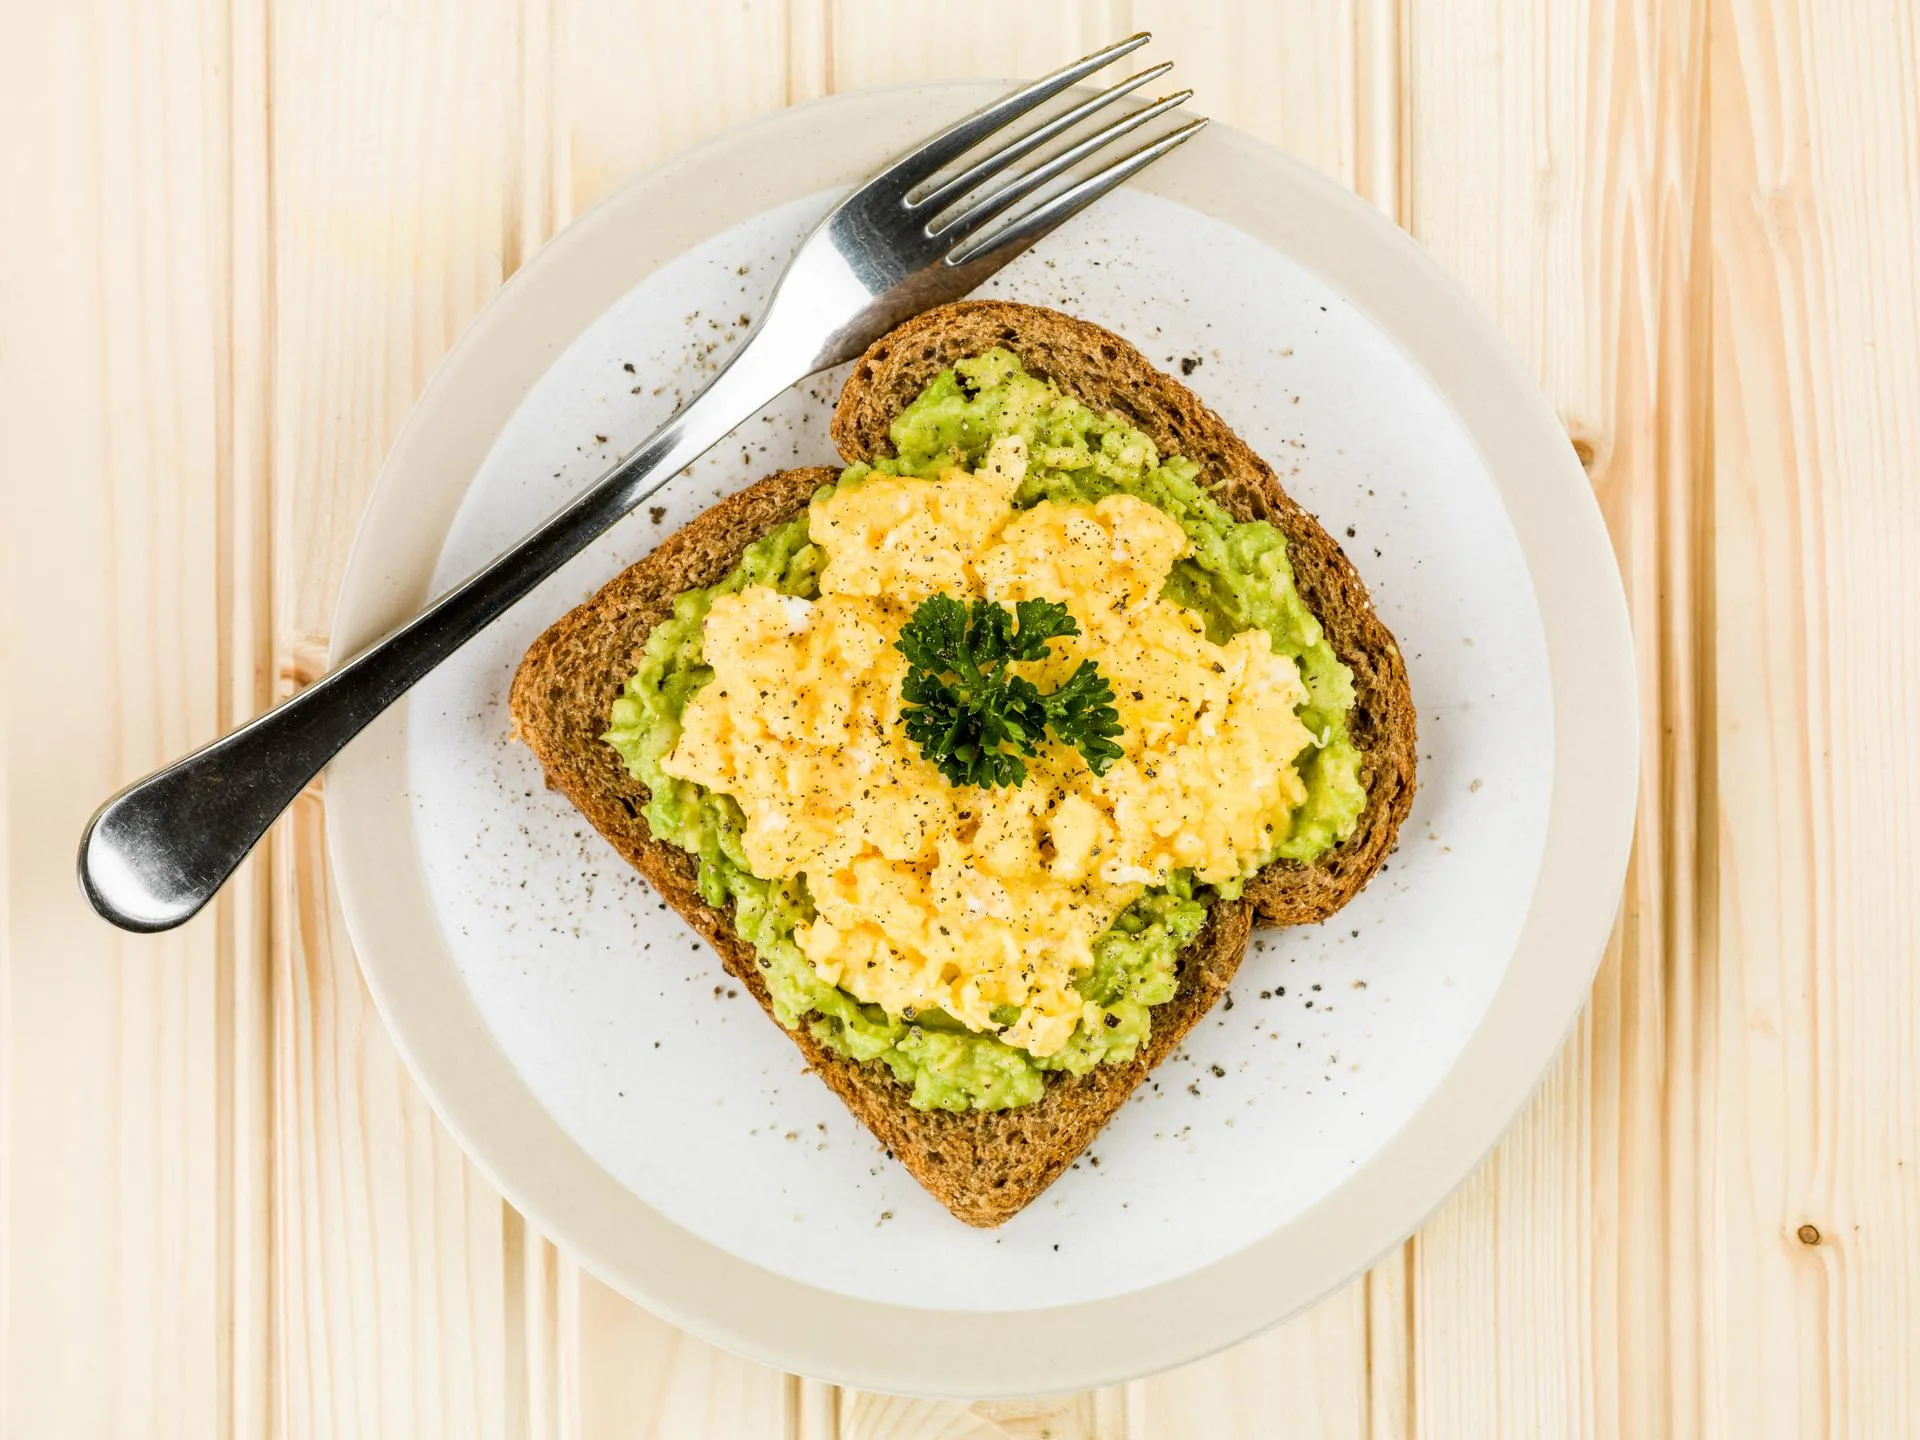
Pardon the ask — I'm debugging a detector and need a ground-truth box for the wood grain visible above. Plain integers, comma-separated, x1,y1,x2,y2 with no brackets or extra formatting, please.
262,1,809,1433
1712,1,1920,1434
1406,1,1711,1434
567,1270,791,1439
2,3,273,1436
1116,6,1417,1434
4,1,1918,1436
266,4,518,1434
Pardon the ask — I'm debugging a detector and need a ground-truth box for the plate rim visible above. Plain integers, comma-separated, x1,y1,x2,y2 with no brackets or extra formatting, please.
326,81,1637,1398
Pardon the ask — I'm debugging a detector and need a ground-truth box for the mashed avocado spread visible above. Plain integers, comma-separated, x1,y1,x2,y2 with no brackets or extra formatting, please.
604,350,1366,1112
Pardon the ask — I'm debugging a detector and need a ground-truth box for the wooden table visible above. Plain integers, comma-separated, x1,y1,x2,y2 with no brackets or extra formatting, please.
7,2,1917,1435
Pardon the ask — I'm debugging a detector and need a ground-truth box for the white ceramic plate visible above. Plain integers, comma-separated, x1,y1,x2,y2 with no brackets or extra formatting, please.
328,83,1635,1398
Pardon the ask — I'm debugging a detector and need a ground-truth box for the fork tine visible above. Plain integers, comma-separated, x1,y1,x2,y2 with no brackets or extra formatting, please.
912,62,1173,216
945,117,1209,269
875,33,1153,191
933,91,1193,241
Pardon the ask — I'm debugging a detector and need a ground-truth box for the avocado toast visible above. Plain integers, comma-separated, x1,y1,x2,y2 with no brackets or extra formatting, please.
510,302,1416,1225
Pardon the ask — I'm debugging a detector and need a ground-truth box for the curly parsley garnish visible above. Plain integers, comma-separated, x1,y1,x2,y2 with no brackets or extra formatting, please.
895,594,1124,788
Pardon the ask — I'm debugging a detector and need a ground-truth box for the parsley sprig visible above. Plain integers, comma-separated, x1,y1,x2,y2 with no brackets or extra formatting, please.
896,595,1124,788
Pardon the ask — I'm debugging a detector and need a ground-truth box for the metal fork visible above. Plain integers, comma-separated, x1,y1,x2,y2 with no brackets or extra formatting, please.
79,34,1206,933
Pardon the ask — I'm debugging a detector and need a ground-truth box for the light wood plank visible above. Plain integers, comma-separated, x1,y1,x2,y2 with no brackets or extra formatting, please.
543,2,831,1431
273,794,511,1439
1133,0,1363,187
1405,0,1711,1435
1140,1285,1373,1440
268,1,818,1433
265,2,522,1434
1364,1246,1414,1439
1122,5,1414,1435
568,1271,792,1439
0,2,272,1436
224,0,279,1431
840,1387,1125,1440
560,0,828,214
820,7,1400,1433
1711,1,1920,1434
826,0,1132,92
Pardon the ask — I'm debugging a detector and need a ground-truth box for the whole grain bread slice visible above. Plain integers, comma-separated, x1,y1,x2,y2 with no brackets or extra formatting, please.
510,303,1416,1225
833,301,1416,926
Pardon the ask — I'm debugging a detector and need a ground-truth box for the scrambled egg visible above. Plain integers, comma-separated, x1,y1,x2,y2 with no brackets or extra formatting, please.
661,438,1315,1057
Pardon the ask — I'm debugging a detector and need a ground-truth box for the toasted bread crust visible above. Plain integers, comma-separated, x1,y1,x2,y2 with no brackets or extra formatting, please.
510,303,1416,1225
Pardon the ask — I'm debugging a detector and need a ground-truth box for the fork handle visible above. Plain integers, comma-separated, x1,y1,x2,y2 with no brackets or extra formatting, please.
79,340,797,933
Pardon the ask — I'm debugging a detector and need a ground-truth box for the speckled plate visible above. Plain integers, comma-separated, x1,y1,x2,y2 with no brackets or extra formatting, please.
327,83,1635,1398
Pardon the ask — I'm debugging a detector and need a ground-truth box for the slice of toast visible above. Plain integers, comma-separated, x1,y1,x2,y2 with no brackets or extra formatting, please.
510,303,1415,1225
